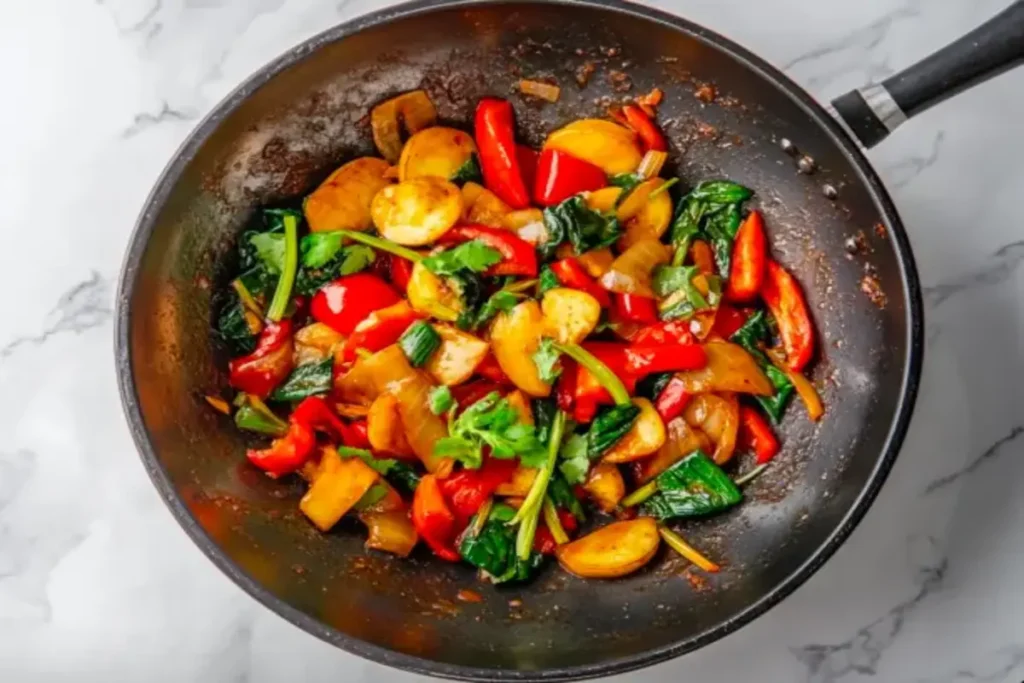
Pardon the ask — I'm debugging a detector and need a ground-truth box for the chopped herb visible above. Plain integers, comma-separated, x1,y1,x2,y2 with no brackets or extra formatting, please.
511,409,566,559
434,392,547,469
450,154,483,184
295,243,376,296
541,195,621,259
428,385,455,415
531,337,563,383
547,473,585,522
336,445,398,477
386,462,421,493
269,358,333,402
538,265,560,293
398,321,441,367
423,241,502,276
558,433,590,485
465,289,524,330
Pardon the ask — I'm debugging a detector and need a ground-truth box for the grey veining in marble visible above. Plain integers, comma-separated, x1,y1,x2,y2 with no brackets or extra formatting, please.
2,0,1023,681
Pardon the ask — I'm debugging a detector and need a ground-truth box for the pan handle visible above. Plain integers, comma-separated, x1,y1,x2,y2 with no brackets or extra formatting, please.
830,0,1024,148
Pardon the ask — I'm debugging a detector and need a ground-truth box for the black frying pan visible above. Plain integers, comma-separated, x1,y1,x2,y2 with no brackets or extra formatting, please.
114,1,1024,680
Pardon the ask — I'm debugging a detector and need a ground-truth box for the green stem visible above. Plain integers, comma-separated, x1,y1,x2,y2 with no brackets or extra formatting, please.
504,278,538,294
266,214,299,322
649,178,679,199
469,498,494,538
553,343,631,406
620,480,658,508
339,230,423,263
231,278,262,315
734,463,769,487
542,498,569,545
336,446,375,459
512,410,566,559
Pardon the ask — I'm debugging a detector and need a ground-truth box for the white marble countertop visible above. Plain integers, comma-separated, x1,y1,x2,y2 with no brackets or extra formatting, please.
3,0,1023,681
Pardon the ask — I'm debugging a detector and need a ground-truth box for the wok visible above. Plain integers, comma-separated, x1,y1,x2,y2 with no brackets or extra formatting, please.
115,0,1024,679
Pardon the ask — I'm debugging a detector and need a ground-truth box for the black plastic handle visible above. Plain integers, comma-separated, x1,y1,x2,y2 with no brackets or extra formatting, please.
831,0,1024,148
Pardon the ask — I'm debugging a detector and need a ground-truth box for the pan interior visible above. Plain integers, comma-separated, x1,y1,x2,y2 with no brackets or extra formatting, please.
121,1,913,676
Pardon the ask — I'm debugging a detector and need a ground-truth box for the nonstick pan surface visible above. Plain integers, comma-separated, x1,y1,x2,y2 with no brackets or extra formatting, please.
115,0,1022,679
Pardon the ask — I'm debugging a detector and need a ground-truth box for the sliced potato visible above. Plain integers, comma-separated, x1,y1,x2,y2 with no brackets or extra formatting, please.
371,177,462,246
637,418,713,482
294,322,345,365
599,239,671,298
674,341,773,395
495,465,537,497
684,393,740,465
462,181,512,227
407,261,462,321
371,90,437,163
583,462,626,512
556,518,660,579
545,119,642,175
577,247,615,278
541,287,601,345
334,355,379,405
603,398,667,463
359,509,418,557
504,208,545,232
425,325,490,386
619,180,674,249
490,300,551,397
367,393,414,457
399,127,477,182
300,449,379,532
304,157,392,233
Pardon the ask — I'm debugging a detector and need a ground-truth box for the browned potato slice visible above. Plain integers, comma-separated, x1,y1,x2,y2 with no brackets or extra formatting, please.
684,393,740,465
541,288,601,345
367,393,414,457
618,179,674,249
545,119,643,175
425,325,489,386
294,322,345,365
603,398,667,463
495,466,537,497
674,341,773,395
406,261,461,322
371,177,462,245
504,208,545,231
556,518,660,578
371,90,437,163
462,181,512,227
304,157,392,233
300,450,379,532
577,247,615,278
399,127,477,181
637,418,713,482
359,510,418,557
583,462,626,512
490,300,551,397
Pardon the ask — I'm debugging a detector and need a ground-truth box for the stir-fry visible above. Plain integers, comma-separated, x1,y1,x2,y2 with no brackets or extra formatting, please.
211,89,823,583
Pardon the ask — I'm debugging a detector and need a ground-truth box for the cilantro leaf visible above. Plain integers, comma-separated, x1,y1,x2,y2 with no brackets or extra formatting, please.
301,232,344,268
538,265,560,293
249,232,286,273
428,385,455,415
467,289,524,330
531,337,563,383
423,241,502,276
336,446,398,476
433,392,547,469
558,433,590,485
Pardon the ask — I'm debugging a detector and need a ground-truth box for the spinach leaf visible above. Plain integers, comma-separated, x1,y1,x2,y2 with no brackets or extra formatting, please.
233,404,288,436
538,265,560,293
450,154,483,184
216,293,257,355
459,503,545,583
428,385,455,415
531,337,563,384
451,271,487,330
270,358,333,402
641,450,742,519
729,310,794,423
655,265,721,321
423,241,502,276
636,372,673,402
434,392,547,469
669,180,752,273
587,404,640,458
541,195,621,259
386,462,421,494
704,203,743,277
547,473,585,522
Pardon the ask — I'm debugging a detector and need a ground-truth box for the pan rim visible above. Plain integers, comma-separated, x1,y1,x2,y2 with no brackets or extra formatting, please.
114,0,924,680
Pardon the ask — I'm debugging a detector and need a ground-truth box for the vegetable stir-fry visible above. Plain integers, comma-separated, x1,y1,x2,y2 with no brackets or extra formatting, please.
211,88,823,583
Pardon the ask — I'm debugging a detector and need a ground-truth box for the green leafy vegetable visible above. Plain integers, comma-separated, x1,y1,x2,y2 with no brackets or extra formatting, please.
295,243,376,296
301,232,344,269
531,399,558,447
547,473,585,522
641,450,742,519
704,203,743,277
249,232,287,273
511,409,567,559
423,241,502,276
450,271,487,330
608,172,643,192
558,433,590,485
216,292,257,355
428,385,455,415
730,310,794,423
531,337,563,383
587,404,640,458
233,404,288,436
336,230,423,263
434,392,547,469
654,264,717,321
336,446,398,477
265,212,300,322
458,504,545,583
270,358,333,402
398,321,441,367
386,462,421,493
463,289,524,331
538,265,560,293
541,195,622,259
636,372,673,402
669,180,752,274
450,154,483,184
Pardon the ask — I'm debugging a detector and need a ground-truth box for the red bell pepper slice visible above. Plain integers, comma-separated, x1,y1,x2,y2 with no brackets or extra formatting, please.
739,406,780,464
555,358,578,413
713,303,748,339
725,211,767,302
289,396,358,445
310,273,402,336
228,320,294,398
388,254,414,292
412,474,461,562
475,353,511,384
474,98,531,209
341,300,422,362
614,293,658,324
534,509,579,555
550,258,611,307
575,343,638,408
246,421,316,476
761,259,814,372
517,145,539,200
621,104,667,152
624,343,707,375
533,148,607,207
451,380,504,411
441,458,518,522
627,320,695,346
654,377,690,422
440,225,538,277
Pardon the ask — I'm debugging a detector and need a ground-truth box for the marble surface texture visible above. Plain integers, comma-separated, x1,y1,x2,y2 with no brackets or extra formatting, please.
2,0,1023,681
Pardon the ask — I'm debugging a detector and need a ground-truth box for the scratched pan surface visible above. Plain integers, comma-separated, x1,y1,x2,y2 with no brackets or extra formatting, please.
115,0,921,680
